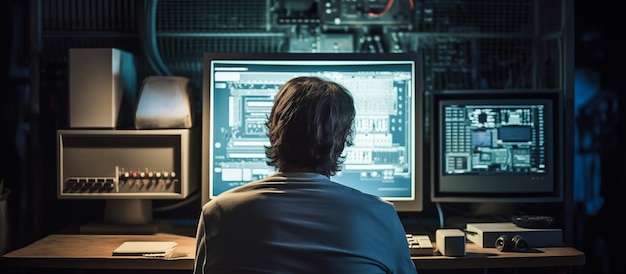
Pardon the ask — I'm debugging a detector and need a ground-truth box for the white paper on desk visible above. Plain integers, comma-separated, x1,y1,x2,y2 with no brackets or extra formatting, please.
112,241,178,257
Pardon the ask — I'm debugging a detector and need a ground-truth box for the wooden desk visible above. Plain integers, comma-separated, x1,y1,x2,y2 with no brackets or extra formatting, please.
2,234,584,271
2,233,195,270
414,242,585,270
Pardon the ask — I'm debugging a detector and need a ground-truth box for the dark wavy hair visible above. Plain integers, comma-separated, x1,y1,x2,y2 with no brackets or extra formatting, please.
265,76,356,177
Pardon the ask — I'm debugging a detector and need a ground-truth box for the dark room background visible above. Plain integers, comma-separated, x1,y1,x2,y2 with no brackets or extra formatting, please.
1,1,623,274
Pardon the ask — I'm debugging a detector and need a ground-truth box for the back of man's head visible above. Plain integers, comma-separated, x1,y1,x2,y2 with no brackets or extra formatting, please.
265,76,356,177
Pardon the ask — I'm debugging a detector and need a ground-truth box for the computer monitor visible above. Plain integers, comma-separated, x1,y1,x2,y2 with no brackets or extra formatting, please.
201,52,424,212
430,89,563,203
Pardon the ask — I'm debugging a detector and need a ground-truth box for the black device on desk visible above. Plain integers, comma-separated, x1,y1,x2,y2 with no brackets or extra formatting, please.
512,215,556,229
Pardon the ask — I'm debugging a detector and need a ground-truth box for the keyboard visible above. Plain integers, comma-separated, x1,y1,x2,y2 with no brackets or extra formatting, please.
406,234,434,256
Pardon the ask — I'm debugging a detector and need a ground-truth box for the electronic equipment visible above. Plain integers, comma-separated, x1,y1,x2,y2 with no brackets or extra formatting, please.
436,229,466,256
201,52,424,212
406,234,434,256
134,76,193,129
466,222,562,248
57,129,197,233
495,234,529,252
318,0,412,27
69,48,137,129
430,89,563,203
512,215,556,229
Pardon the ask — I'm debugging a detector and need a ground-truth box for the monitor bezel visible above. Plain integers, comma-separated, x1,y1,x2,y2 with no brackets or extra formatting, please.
201,52,425,212
429,89,564,203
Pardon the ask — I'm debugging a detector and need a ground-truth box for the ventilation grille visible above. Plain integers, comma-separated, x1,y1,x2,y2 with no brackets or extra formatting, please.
157,0,269,31
157,35,285,89
41,0,138,32
37,0,564,100
415,0,533,33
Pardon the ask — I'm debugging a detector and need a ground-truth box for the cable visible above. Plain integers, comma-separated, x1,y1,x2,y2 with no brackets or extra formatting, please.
140,1,159,75
436,202,444,228
368,0,394,17
142,0,172,76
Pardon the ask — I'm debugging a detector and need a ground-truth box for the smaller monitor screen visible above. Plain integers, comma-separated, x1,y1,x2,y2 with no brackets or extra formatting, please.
431,90,563,202
202,52,424,212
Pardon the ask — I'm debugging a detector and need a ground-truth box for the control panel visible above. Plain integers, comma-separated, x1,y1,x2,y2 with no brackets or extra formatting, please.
62,167,179,194
57,129,196,199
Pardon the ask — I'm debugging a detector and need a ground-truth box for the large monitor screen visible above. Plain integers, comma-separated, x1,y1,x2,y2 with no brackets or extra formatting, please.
201,52,424,212
430,89,563,203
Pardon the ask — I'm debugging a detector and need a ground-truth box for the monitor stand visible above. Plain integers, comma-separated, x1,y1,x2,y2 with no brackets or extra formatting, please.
79,199,172,234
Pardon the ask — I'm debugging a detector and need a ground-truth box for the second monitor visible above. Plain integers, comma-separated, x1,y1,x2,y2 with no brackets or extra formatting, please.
430,89,563,203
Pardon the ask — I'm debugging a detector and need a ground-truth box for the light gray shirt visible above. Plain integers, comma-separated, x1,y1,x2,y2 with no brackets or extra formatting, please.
194,172,417,274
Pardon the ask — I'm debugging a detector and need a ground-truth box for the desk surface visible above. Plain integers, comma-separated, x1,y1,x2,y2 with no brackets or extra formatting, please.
2,233,585,270
2,233,196,270
413,242,585,269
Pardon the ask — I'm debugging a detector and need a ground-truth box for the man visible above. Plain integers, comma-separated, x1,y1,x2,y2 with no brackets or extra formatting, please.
194,76,417,274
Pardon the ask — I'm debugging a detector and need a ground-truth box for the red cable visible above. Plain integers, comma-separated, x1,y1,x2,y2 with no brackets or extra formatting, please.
368,0,394,17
